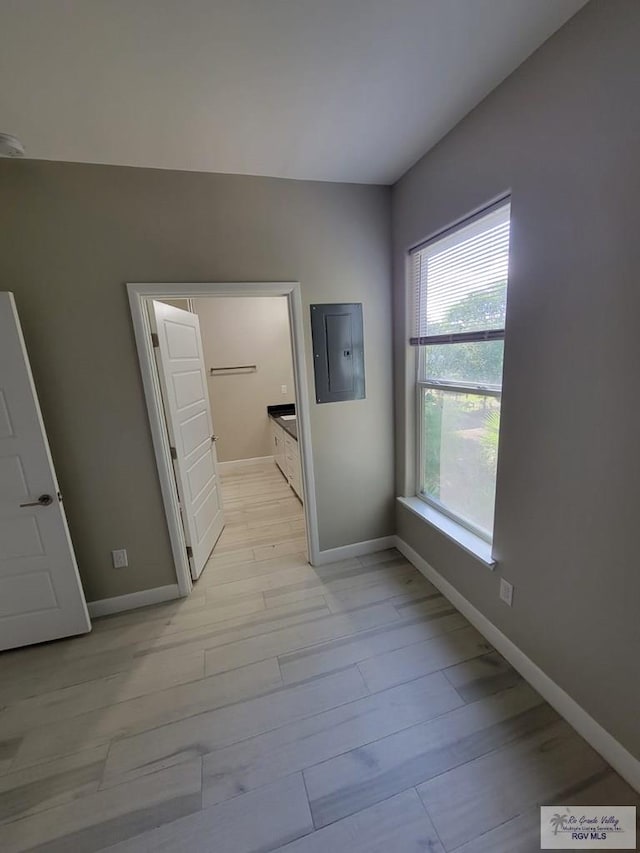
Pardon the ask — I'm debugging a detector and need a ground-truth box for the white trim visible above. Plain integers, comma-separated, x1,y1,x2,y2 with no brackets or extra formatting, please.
314,536,396,566
127,282,320,598
398,497,496,568
394,536,640,794
218,456,274,471
87,584,180,618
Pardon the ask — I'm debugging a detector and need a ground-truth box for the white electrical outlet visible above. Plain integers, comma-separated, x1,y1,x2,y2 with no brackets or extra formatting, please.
281,384,287,395
112,549,128,569
499,578,514,606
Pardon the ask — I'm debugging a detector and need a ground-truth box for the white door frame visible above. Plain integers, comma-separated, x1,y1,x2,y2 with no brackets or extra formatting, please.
127,282,320,597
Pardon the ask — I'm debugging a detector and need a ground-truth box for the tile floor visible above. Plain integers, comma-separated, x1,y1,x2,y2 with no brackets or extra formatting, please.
0,459,637,852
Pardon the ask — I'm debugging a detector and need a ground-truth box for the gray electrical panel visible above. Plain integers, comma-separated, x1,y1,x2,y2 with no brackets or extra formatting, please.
310,303,365,403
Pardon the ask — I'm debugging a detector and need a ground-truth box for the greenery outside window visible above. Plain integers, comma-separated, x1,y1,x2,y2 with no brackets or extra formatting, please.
410,199,511,542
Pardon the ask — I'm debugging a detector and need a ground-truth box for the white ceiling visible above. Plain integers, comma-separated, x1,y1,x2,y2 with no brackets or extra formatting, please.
0,0,587,184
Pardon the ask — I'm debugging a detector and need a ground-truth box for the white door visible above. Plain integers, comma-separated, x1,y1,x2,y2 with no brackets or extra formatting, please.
152,301,225,580
0,293,90,651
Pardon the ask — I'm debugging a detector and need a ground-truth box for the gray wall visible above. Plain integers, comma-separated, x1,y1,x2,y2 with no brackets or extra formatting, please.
393,0,640,760
193,296,295,463
0,162,393,601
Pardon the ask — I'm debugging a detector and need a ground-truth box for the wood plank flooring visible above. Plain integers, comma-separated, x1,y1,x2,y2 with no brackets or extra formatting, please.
0,458,637,851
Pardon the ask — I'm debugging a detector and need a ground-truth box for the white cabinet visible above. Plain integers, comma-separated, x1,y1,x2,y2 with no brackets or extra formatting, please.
271,420,287,475
284,433,302,500
271,419,302,502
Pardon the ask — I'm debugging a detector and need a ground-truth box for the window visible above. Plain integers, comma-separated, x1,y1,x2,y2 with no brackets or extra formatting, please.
410,200,511,542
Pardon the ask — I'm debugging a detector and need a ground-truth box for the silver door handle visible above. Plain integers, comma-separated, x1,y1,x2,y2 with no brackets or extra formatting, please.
20,494,53,508
211,435,218,442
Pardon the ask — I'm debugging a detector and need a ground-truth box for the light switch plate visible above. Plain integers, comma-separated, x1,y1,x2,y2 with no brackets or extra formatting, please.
112,549,128,569
499,578,513,606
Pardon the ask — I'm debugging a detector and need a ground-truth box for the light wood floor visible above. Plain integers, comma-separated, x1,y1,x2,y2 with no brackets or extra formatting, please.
0,458,638,852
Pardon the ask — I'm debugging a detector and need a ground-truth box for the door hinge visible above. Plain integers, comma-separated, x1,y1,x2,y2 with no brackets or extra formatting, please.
169,446,177,460
151,332,159,348
186,546,193,559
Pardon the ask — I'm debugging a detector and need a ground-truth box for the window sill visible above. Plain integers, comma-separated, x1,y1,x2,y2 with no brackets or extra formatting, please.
397,496,496,569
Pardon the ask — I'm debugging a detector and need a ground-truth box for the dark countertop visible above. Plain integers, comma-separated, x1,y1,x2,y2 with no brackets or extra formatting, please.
267,404,298,440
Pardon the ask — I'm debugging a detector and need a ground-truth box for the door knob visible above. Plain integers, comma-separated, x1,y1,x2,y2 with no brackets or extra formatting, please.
20,494,53,508
211,435,219,442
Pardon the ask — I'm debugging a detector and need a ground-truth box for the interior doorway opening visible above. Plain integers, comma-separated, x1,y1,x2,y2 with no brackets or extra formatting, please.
127,282,319,598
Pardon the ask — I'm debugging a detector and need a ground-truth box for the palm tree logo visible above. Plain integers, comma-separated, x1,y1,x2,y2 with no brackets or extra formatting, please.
550,813,569,835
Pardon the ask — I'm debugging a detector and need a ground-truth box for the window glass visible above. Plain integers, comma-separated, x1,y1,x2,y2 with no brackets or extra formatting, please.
420,388,501,537
421,340,504,387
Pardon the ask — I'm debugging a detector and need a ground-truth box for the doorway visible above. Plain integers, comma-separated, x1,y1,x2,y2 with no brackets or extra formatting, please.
127,282,319,598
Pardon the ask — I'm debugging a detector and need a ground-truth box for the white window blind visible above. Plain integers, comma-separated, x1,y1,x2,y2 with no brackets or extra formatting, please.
411,199,512,541
410,201,511,345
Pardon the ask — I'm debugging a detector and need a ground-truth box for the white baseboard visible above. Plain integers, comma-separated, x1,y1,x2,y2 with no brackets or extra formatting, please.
218,456,274,471
88,584,181,618
395,536,640,794
314,536,396,566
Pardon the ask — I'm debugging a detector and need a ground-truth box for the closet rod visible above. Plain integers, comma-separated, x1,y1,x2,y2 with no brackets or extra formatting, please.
209,364,257,373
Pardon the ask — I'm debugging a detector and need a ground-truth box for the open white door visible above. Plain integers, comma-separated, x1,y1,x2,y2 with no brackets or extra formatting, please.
152,301,225,580
0,293,90,651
